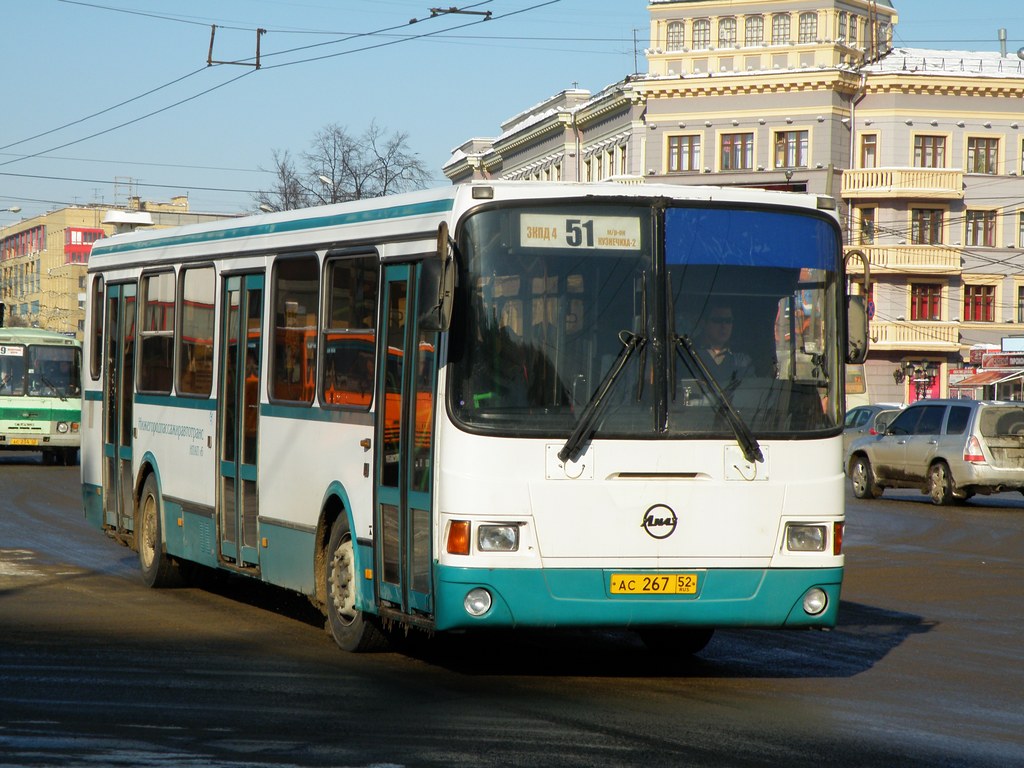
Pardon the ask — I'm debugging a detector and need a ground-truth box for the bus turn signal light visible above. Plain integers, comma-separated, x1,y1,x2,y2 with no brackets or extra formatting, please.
834,522,844,556
447,520,471,555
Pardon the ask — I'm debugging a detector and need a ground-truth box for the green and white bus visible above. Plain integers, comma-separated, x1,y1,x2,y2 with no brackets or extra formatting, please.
81,181,868,654
0,326,82,464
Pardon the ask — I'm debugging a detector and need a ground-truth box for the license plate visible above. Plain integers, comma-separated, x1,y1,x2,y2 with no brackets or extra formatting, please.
10,438,39,446
610,573,699,595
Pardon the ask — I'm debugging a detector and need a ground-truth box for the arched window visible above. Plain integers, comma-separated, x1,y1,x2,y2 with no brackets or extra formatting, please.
771,13,790,45
718,17,737,48
745,15,764,46
693,18,711,50
666,21,685,51
798,12,817,43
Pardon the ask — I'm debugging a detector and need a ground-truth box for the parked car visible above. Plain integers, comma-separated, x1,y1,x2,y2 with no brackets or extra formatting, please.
846,399,1024,505
843,403,903,456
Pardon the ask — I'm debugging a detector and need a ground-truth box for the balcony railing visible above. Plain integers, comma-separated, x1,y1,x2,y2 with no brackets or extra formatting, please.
845,244,961,274
869,320,960,350
842,168,964,199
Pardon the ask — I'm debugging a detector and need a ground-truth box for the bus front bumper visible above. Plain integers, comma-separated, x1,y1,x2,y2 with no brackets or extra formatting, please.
433,565,843,632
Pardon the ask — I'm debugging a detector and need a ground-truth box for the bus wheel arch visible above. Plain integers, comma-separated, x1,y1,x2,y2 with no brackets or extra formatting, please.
136,469,182,588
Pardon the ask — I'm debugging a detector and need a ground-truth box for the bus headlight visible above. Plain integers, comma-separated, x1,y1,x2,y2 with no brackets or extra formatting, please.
477,524,519,552
464,588,492,617
56,421,70,434
802,588,828,615
786,524,827,552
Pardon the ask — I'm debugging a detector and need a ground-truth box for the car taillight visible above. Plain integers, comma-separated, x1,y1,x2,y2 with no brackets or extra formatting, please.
869,427,879,435
964,436,986,463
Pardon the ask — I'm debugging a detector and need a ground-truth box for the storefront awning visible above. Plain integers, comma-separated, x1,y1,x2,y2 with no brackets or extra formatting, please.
951,370,1024,387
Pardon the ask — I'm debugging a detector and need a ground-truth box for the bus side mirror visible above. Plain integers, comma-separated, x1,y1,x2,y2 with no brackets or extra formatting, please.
419,222,456,332
846,295,868,364
845,248,870,365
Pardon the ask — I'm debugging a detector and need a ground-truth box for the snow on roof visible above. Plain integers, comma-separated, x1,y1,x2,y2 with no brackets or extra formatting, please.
865,47,1024,78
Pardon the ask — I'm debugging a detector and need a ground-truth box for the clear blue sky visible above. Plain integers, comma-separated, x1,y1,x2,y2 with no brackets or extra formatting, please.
1,0,1022,220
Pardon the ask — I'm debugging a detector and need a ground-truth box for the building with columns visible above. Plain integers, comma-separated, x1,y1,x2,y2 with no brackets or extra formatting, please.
445,0,1024,404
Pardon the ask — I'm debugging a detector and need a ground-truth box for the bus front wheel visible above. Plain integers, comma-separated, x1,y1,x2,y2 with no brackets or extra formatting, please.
325,520,387,653
137,474,181,588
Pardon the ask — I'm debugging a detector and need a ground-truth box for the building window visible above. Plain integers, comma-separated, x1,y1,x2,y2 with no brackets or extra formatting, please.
910,283,942,321
857,207,876,245
693,18,711,49
966,137,999,174
745,15,764,46
912,209,944,245
721,133,754,170
965,210,997,247
964,285,995,322
838,12,848,41
771,14,790,44
860,134,877,168
849,15,859,46
1020,211,1024,248
798,12,817,43
668,135,701,172
1017,285,1024,323
718,17,737,47
913,135,946,168
774,130,808,168
666,21,684,51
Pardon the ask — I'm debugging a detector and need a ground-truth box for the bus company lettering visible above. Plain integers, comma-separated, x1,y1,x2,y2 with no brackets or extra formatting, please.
137,419,205,443
641,504,677,539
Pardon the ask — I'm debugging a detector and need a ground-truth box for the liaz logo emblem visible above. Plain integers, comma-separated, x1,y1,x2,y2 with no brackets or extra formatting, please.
641,504,677,539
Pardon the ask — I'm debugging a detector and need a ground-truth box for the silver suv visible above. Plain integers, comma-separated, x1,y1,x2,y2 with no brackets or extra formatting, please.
847,399,1024,505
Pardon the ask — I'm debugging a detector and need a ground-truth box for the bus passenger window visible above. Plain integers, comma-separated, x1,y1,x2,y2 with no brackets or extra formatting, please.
271,255,319,403
177,266,215,396
321,254,379,409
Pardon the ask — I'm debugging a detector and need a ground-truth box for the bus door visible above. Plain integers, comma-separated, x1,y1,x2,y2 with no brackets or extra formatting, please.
375,263,437,621
217,274,264,568
102,282,136,537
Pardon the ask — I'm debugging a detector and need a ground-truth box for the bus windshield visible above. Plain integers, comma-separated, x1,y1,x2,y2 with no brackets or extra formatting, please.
449,201,841,441
0,343,82,399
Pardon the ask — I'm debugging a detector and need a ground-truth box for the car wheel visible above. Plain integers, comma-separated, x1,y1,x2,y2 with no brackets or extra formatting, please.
928,462,955,506
850,456,881,499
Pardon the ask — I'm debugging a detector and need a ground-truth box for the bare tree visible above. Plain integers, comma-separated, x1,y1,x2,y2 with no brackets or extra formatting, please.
253,149,313,213
254,122,430,212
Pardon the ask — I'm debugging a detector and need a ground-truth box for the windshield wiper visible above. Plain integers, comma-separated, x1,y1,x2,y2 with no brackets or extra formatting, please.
675,334,763,465
558,330,646,464
39,375,67,401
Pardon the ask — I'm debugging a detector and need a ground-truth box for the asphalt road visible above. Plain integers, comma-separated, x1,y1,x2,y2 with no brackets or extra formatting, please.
1,450,1022,767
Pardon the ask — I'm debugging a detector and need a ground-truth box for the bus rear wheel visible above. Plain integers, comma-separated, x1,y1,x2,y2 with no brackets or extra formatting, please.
325,520,387,653
137,474,181,588
638,627,715,656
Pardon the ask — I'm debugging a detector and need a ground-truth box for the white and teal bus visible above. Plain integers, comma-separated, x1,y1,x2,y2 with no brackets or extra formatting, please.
0,326,82,465
81,182,867,654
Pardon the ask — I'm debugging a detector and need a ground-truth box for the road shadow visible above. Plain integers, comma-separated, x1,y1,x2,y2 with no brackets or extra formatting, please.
379,599,932,679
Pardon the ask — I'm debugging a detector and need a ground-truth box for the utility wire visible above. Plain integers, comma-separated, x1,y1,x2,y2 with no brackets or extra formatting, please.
0,69,256,169
0,67,208,153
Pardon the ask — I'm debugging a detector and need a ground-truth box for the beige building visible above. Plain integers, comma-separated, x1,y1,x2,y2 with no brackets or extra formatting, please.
445,0,1024,404
0,196,236,339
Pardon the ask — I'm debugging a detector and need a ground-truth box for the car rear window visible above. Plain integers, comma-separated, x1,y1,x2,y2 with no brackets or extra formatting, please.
979,407,1024,437
945,406,971,435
